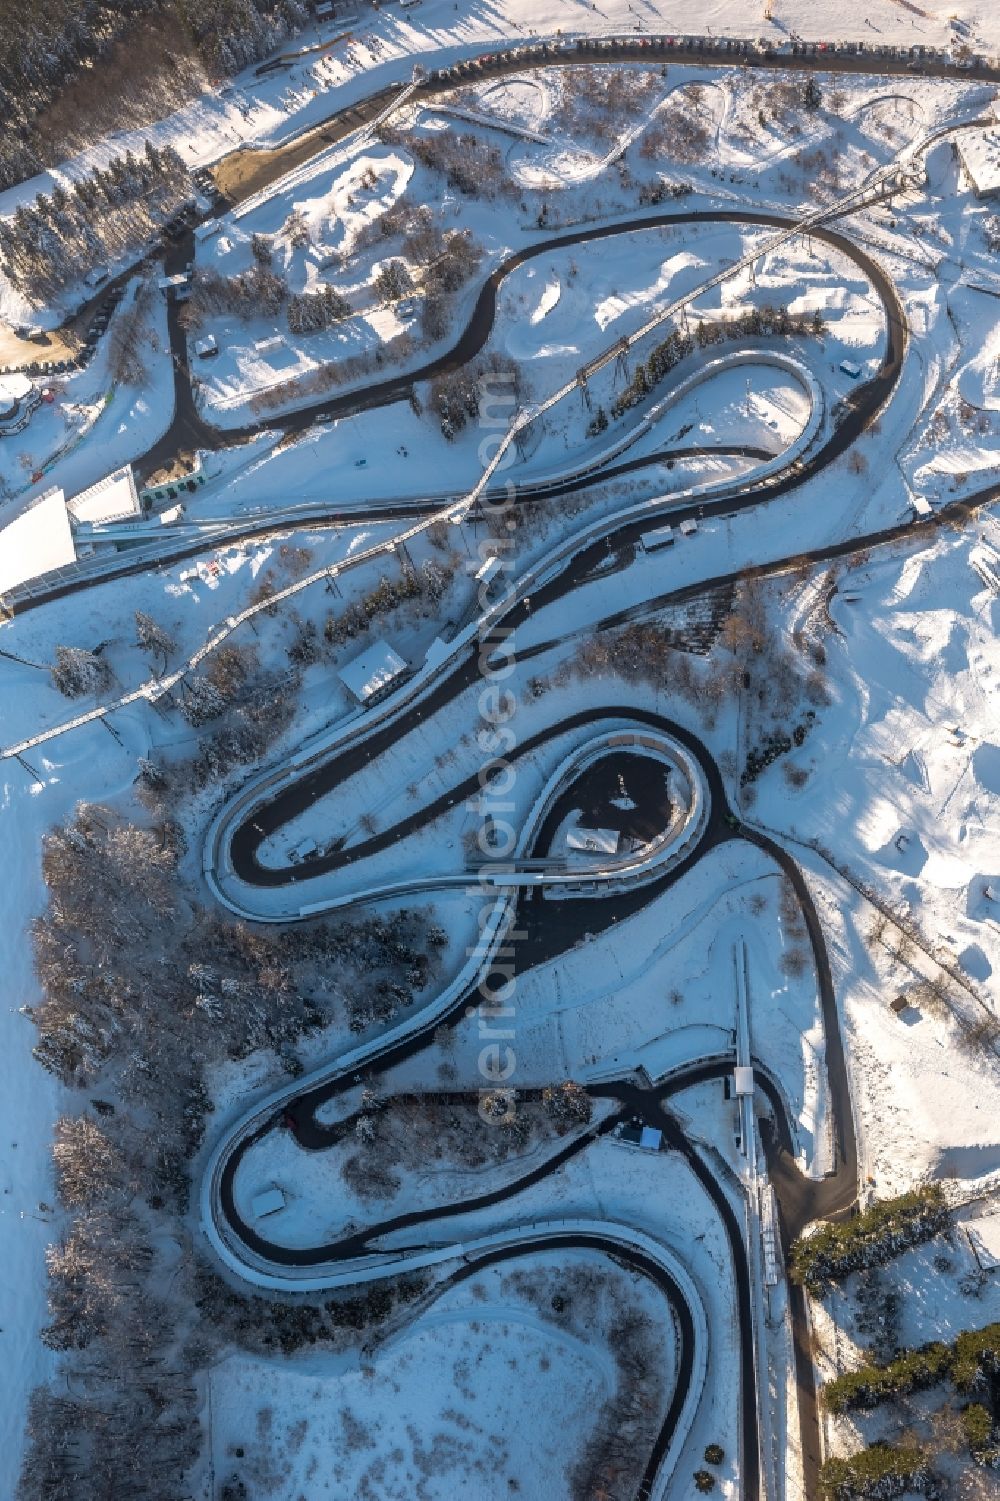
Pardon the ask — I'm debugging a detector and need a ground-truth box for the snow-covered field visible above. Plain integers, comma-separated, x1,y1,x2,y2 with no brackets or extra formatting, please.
0,283,175,512
750,531,1000,1197
207,1249,677,1501
8,3,1000,1495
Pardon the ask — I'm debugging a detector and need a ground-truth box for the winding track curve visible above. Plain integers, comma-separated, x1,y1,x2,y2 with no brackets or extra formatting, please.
11,43,963,1499
203,693,856,1499
171,134,905,1497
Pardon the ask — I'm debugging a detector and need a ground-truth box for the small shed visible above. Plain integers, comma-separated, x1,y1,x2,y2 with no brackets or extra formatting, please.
640,524,675,553
338,639,408,706
194,334,219,359
639,1126,662,1152
734,1065,755,1097
679,517,698,537
250,1187,286,1219
566,825,620,856
889,994,909,1016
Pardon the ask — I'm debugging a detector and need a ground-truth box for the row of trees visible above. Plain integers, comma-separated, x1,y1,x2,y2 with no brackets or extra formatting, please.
552,63,661,140
381,125,513,201
823,1321,1000,1444
640,92,710,164
609,304,826,421
178,0,307,79
568,1288,669,1500
818,1443,941,1501
429,351,521,441
323,558,456,649
181,262,288,328
0,140,191,303
51,613,299,796
790,1184,951,1296
107,277,157,385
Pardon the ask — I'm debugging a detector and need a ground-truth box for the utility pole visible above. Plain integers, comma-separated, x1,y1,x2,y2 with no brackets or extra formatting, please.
15,752,41,782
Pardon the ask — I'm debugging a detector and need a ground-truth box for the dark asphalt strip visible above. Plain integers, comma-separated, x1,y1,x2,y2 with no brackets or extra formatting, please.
230,703,725,883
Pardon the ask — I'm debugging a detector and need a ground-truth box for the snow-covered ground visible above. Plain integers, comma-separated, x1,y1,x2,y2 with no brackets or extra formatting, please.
748,531,1000,1200
0,282,175,512
0,718,156,1496
206,1248,677,1501
184,63,918,431
9,8,1000,1496
0,0,996,247
232,1095,616,1250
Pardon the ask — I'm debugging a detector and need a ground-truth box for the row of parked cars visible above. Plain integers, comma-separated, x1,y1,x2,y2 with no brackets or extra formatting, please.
163,171,225,241
426,32,986,84
788,38,982,70
3,168,224,383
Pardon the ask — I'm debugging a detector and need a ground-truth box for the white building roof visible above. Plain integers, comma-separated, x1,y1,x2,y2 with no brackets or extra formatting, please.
0,487,76,595
734,1065,755,1097
0,372,31,412
566,825,620,856
640,524,675,550
194,334,218,357
639,1126,662,1151
338,639,408,703
958,128,1000,197
66,465,140,526
250,1187,286,1220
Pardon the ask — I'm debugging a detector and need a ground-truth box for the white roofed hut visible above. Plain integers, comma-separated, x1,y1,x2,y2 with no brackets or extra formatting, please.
566,825,620,857
338,639,409,706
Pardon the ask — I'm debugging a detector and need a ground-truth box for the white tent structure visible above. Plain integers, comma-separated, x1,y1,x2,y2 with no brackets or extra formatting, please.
0,488,76,596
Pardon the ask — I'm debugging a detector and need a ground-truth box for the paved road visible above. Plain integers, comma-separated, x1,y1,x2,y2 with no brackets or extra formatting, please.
1,180,910,629
415,1229,699,1501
